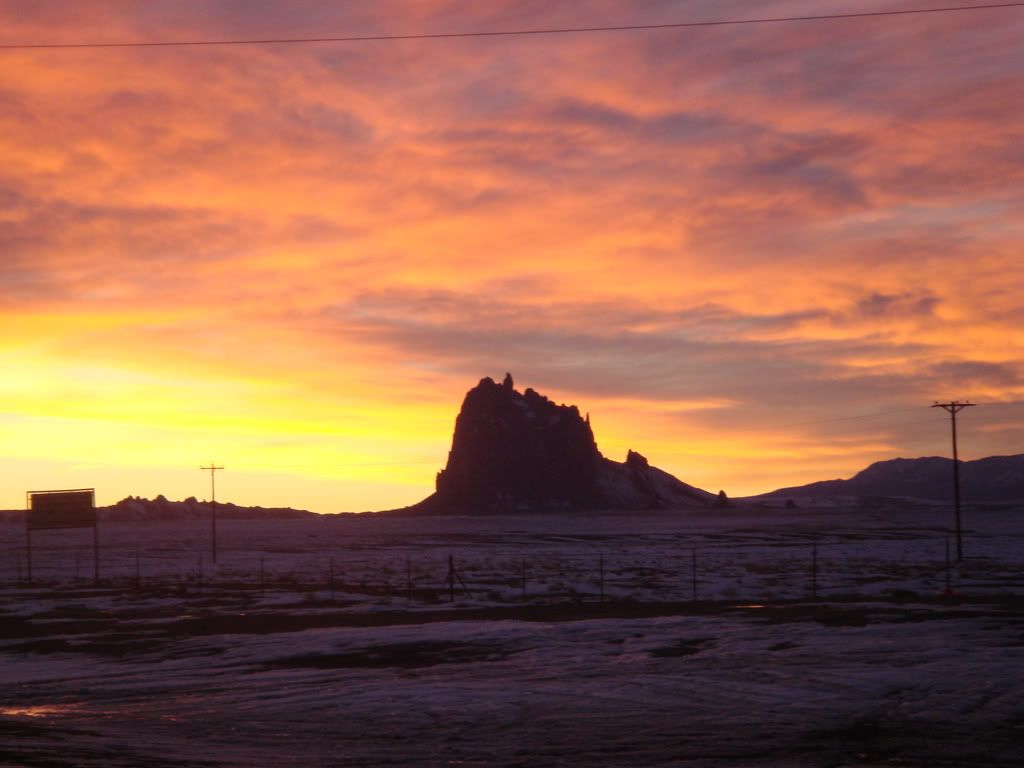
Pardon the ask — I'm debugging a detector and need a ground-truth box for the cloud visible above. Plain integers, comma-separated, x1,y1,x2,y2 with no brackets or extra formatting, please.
0,0,1022,506
848,291,940,322
325,288,943,405
929,360,1022,389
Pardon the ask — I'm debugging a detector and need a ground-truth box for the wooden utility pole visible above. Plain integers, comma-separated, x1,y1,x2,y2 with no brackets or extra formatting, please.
200,462,225,564
931,402,974,562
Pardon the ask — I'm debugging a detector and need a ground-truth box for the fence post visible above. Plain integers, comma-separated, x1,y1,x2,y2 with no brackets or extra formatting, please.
448,554,455,602
944,536,952,595
406,556,413,601
691,549,698,602
811,538,818,600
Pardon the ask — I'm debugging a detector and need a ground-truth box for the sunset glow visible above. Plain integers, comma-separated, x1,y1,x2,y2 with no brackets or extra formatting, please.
2,1,1023,511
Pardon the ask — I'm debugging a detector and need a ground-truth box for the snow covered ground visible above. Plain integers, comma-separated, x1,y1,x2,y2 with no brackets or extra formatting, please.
1,507,1022,766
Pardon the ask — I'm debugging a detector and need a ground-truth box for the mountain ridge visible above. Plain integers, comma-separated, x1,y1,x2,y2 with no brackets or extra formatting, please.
756,454,1024,504
0,495,316,523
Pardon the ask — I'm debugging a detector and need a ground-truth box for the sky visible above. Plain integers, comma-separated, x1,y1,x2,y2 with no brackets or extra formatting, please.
1,0,1023,513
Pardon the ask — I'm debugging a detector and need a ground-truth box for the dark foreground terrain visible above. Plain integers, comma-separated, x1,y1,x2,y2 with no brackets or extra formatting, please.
1,508,1022,766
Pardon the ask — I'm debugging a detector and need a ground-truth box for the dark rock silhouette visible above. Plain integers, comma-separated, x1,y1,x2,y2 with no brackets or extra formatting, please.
102,496,315,521
398,375,715,514
758,454,1024,504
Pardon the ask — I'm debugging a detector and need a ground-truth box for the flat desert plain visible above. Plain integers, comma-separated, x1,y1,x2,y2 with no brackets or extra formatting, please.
1,507,1022,766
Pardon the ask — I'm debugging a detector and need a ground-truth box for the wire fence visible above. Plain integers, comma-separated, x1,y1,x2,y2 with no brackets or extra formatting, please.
2,521,1021,605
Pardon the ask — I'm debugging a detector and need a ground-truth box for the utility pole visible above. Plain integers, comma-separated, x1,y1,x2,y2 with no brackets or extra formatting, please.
200,462,225,564
931,402,974,562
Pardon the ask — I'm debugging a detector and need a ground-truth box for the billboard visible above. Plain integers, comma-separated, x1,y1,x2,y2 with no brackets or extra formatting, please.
27,489,96,530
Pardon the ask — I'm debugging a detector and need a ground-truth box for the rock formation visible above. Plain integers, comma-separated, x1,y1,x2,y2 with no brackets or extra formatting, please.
400,374,715,514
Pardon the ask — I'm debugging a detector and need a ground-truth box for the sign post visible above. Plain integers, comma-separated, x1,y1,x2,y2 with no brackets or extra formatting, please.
26,489,98,586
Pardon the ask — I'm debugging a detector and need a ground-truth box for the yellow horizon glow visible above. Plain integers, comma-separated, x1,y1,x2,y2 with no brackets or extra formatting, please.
1,3,1023,512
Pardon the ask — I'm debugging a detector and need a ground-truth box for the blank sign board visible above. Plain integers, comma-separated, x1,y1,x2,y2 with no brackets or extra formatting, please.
27,489,96,530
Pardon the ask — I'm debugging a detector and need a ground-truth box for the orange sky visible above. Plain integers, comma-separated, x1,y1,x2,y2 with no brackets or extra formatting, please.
2,1,1023,512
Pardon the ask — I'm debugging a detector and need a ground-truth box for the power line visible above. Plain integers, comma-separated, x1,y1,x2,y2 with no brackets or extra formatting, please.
815,414,940,432
2,3,1023,51
230,460,440,470
210,414,940,470
776,406,925,429
760,398,1015,431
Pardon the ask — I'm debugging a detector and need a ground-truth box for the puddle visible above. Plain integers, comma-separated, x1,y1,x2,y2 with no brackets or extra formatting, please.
1,703,83,718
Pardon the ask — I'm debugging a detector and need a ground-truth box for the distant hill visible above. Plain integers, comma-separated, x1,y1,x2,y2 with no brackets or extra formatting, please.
391,373,717,514
0,495,315,523
757,454,1024,504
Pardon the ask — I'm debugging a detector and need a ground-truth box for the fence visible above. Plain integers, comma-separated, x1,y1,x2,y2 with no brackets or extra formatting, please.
1,518,1020,604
